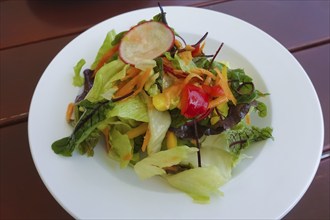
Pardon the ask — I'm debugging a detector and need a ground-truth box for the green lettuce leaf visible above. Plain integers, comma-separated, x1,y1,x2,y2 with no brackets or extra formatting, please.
202,122,273,156
134,146,198,179
77,129,100,157
226,124,273,155
147,102,171,155
85,59,128,102
109,125,133,168
165,166,224,204
254,100,268,117
91,30,117,70
107,95,149,122
51,100,113,156
72,59,86,87
183,133,236,182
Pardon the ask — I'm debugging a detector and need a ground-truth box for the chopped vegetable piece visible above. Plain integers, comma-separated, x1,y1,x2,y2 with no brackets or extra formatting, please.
181,84,209,118
119,21,174,65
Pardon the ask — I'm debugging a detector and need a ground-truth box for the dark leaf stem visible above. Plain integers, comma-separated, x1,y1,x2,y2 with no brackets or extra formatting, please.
208,42,224,70
193,119,202,167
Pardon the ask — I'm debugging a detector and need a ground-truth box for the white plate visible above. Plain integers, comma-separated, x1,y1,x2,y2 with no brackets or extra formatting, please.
28,6,324,219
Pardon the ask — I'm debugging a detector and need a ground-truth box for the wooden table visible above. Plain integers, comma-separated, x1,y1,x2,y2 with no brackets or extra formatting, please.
1,0,329,219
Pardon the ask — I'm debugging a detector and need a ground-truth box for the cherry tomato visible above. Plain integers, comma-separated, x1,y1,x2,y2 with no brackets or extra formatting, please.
201,84,224,97
181,84,209,118
191,44,201,57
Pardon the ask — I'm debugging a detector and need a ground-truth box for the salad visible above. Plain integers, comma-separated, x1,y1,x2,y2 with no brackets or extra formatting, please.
52,6,273,203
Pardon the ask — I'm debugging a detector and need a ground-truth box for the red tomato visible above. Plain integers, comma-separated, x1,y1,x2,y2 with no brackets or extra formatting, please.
191,44,201,57
181,84,209,118
202,85,224,97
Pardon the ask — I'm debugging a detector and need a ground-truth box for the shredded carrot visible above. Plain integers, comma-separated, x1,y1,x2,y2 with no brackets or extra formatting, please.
126,123,148,139
204,75,212,85
123,153,133,161
114,74,140,98
214,67,237,105
66,102,75,123
183,73,203,85
245,113,251,125
191,68,216,80
141,128,151,152
93,44,119,77
133,68,152,96
121,66,141,81
102,127,111,152
208,95,228,109
114,68,151,99
164,82,184,105
174,39,183,49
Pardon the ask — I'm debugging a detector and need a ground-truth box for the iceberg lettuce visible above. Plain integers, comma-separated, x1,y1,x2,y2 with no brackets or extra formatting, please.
91,30,117,70
107,95,149,123
109,124,133,168
146,101,171,155
134,146,197,179
85,60,129,102
72,59,86,87
165,166,225,204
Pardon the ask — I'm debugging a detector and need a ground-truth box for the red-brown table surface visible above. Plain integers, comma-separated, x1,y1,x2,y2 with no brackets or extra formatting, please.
1,1,329,219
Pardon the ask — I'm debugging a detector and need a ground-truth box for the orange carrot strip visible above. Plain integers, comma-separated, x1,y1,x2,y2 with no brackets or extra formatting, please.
204,75,212,85
121,66,141,81
114,74,140,98
123,153,133,161
133,68,152,95
208,95,228,109
126,123,148,139
183,73,203,85
191,68,216,79
66,102,75,123
245,113,251,125
141,128,151,152
214,68,237,105
93,44,119,77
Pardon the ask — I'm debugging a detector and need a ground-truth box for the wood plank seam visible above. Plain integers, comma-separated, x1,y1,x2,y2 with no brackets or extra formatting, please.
0,0,232,51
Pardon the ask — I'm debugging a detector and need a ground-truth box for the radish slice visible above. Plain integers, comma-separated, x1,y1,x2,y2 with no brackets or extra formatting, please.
119,21,175,65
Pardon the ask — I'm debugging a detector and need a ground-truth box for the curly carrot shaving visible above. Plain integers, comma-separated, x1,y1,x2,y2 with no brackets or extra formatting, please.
141,128,151,152
208,95,228,109
66,102,75,123
126,123,148,139
121,66,141,81
214,67,237,105
191,68,217,80
133,68,152,96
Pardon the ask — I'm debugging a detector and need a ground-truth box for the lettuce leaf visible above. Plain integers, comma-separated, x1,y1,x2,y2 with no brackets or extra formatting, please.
107,95,149,122
165,166,224,203
147,101,171,155
202,122,273,156
91,30,117,70
226,124,273,155
72,59,86,87
85,59,128,102
51,100,113,156
182,133,236,183
134,146,198,179
109,125,133,168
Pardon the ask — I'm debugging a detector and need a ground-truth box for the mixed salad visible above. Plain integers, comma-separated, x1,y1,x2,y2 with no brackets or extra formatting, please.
52,6,273,203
